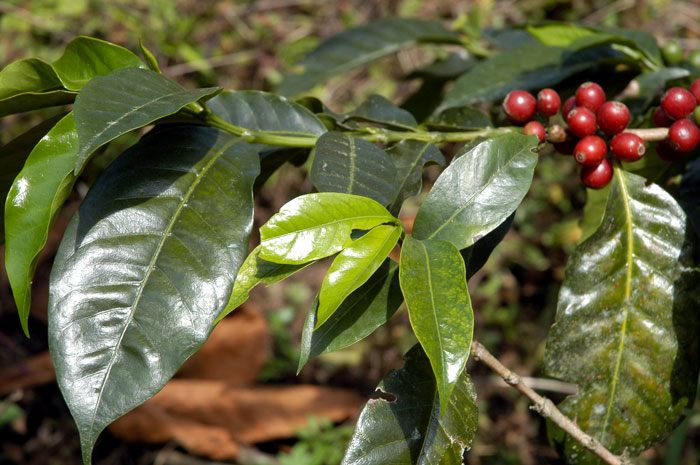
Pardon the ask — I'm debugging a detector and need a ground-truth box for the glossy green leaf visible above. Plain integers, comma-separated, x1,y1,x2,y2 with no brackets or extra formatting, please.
311,132,398,206
206,90,327,136
408,51,475,80
386,139,445,215
425,106,492,131
298,261,402,372
399,236,473,416
139,39,162,73
279,17,460,95
48,126,259,465
462,212,514,279
0,113,66,246
545,169,700,463
52,36,145,91
527,24,595,47
593,25,662,66
317,224,401,328
215,245,313,324
259,192,398,264
438,43,621,110
0,58,75,117
73,67,220,174
5,113,79,336
623,68,690,117
341,344,478,464
412,134,538,250
343,94,418,130
578,185,611,244
679,158,700,242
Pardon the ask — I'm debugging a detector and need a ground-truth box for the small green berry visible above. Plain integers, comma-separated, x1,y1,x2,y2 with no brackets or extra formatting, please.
662,40,684,65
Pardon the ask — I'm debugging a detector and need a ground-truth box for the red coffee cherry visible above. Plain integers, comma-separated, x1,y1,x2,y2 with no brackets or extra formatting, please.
503,90,537,124
580,158,613,189
597,101,630,135
537,88,561,116
574,135,607,166
576,82,606,112
668,119,700,151
690,78,700,103
653,106,674,127
567,107,597,138
523,120,546,142
660,87,697,120
656,140,686,161
610,133,646,161
562,96,577,120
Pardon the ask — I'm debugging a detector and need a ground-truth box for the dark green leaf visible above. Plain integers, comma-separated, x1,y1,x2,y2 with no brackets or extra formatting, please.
399,236,473,416
311,132,398,206
412,134,538,250
623,68,690,117
438,43,622,110
578,185,611,244
483,28,539,50
343,94,418,130
341,344,478,464
279,18,460,96
206,90,327,136
256,147,309,193
298,261,402,372
408,51,475,80
593,25,662,66
317,224,401,328
462,212,514,279
545,169,700,463
386,139,445,215
400,80,446,123
5,113,79,336
215,245,313,324
425,106,492,131
0,58,75,117
52,36,145,91
679,158,700,242
48,126,259,465
259,193,398,264
73,67,220,174
0,113,67,246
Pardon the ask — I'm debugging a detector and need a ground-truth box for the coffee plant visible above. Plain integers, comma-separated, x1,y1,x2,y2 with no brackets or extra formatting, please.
2,18,700,465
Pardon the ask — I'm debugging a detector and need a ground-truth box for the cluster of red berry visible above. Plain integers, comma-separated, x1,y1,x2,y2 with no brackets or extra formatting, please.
501,79,700,189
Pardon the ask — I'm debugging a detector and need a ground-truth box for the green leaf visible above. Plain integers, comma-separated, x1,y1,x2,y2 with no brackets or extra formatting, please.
679,158,700,242
48,126,259,465
341,344,478,464
5,113,79,336
0,58,75,117
438,43,622,110
0,113,67,246
593,25,662,66
215,245,313,324
311,132,398,206
578,185,611,244
279,17,460,95
317,224,401,328
412,134,538,250
343,94,418,130
408,51,475,80
72,67,220,174
623,68,690,117
399,236,473,416
545,169,700,463
527,24,596,47
298,261,402,372
52,36,145,91
424,105,492,131
139,39,162,73
462,212,514,279
206,90,327,136
259,193,398,264
386,139,445,215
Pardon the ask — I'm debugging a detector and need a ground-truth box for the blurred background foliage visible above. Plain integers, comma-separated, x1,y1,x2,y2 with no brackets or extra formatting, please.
1,1,700,464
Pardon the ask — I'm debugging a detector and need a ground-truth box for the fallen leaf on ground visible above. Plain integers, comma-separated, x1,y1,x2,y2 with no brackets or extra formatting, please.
0,352,54,396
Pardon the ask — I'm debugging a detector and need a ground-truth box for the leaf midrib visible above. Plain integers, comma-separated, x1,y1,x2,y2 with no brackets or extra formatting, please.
87,136,240,437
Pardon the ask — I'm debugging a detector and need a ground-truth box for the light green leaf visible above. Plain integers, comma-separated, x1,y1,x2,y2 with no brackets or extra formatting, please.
311,132,398,206
316,224,401,328
578,184,611,244
73,67,220,174
527,24,596,47
545,169,700,463
386,139,445,215
399,235,473,416
343,94,418,130
341,344,478,464
5,113,79,336
48,126,259,465
0,58,75,117
139,39,162,73
279,17,460,95
412,134,538,250
259,193,398,264
52,36,145,91
215,245,313,324
298,261,402,372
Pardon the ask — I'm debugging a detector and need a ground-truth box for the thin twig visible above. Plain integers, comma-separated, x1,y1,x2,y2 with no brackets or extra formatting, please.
470,341,629,465
546,124,669,143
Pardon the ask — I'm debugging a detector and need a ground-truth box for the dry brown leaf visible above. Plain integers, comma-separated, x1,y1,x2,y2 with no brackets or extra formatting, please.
109,380,362,459
0,351,55,396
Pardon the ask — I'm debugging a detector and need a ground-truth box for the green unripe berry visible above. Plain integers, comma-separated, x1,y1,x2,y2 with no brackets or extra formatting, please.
662,40,684,65
695,106,700,125
690,50,700,70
